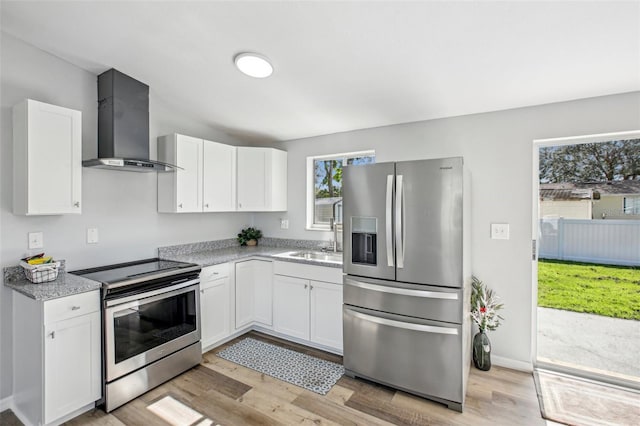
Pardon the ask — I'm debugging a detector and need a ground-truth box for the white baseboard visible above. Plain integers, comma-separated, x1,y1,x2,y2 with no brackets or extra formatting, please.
5,401,30,426
0,395,13,412
202,327,252,353
492,355,533,372
201,325,343,357
253,326,343,356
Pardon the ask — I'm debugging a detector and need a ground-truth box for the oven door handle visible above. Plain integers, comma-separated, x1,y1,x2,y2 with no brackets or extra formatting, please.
105,278,200,308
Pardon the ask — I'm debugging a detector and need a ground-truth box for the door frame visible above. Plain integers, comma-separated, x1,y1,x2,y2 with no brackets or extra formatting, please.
531,129,640,389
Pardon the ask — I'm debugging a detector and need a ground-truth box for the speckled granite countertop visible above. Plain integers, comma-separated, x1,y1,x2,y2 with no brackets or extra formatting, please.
3,262,101,301
159,238,343,269
3,239,342,300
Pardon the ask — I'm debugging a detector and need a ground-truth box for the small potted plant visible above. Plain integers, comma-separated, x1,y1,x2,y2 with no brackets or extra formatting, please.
470,276,504,371
237,227,263,246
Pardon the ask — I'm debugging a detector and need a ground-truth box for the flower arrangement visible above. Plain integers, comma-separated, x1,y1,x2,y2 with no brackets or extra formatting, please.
237,227,263,246
470,276,504,333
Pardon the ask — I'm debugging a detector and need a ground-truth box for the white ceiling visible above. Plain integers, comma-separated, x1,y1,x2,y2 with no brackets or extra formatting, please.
2,1,639,143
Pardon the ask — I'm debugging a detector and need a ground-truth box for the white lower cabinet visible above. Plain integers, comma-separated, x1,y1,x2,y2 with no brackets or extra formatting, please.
273,275,310,340
272,262,343,352
13,290,101,425
235,259,273,329
200,263,231,349
309,280,344,350
253,261,273,326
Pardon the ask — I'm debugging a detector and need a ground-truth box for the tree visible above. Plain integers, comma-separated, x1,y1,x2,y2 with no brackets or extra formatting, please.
315,159,343,198
539,139,640,183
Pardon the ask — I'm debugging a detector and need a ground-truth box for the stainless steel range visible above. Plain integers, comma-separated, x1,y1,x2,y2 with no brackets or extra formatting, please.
73,258,202,412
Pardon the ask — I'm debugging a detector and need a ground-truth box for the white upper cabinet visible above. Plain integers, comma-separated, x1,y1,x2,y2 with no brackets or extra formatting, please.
158,134,286,213
203,140,237,212
158,134,238,213
158,134,203,213
13,99,82,215
237,147,287,212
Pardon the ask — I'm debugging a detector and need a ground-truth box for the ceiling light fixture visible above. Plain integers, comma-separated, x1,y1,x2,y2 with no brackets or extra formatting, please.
234,52,273,78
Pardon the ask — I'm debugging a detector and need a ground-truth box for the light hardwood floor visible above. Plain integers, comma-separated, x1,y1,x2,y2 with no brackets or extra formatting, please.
7,331,547,425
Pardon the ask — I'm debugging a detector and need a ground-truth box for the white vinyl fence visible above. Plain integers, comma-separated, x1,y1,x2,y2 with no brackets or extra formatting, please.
539,218,640,266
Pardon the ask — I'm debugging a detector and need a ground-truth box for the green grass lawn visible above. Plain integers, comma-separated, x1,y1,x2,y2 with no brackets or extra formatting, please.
538,259,640,320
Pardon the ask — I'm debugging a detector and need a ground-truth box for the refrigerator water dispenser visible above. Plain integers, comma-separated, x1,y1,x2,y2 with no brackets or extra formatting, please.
351,217,377,266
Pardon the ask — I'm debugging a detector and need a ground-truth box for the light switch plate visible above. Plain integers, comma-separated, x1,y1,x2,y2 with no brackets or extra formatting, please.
280,218,289,229
491,223,510,240
87,228,99,244
28,232,44,249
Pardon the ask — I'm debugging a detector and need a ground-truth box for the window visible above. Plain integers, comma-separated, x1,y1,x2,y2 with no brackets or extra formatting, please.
306,151,375,230
623,196,640,215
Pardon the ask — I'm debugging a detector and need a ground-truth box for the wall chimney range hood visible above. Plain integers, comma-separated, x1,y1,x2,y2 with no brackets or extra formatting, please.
83,69,178,172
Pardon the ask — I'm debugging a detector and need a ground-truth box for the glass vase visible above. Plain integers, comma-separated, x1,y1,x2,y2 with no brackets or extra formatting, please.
473,331,492,371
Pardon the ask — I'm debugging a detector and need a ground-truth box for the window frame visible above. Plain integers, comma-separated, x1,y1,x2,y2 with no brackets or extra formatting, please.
306,150,375,231
623,196,640,215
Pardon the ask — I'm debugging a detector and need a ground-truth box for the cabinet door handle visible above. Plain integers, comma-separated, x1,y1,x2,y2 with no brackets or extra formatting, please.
200,289,205,294
178,203,183,209
71,306,81,310
310,285,314,290
304,284,308,289
213,272,219,275
74,201,80,208
50,331,55,339
204,203,209,208
239,203,242,208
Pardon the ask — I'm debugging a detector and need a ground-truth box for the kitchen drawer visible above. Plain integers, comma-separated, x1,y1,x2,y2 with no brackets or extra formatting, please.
273,261,342,284
343,305,463,405
200,263,229,281
344,276,462,324
44,290,100,324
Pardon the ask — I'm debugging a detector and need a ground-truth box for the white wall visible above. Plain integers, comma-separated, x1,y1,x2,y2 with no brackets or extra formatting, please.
0,33,254,400
255,91,640,367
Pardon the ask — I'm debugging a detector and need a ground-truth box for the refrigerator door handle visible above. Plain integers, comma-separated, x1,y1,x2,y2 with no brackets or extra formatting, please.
345,308,459,335
345,278,459,300
396,174,404,268
386,174,394,267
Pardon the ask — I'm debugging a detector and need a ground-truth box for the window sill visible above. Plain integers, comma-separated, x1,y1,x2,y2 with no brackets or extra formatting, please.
305,224,332,232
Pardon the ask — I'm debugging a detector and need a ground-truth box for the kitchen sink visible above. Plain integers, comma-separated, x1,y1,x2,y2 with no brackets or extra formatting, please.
274,250,343,264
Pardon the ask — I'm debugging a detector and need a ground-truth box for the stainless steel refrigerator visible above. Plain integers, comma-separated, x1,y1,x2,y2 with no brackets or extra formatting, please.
342,157,471,412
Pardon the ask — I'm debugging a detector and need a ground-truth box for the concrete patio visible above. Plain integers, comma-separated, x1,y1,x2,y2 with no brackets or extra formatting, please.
537,307,640,379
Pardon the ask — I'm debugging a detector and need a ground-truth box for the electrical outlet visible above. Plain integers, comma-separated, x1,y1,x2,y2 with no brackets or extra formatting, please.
87,228,99,244
28,232,44,249
491,223,510,240
280,218,289,229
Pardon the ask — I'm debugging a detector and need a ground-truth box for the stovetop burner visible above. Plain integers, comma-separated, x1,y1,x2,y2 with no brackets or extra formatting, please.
71,258,200,287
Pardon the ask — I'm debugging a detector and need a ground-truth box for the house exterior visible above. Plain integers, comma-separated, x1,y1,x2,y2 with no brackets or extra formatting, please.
591,181,640,220
540,181,640,220
539,186,593,219
314,196,342,224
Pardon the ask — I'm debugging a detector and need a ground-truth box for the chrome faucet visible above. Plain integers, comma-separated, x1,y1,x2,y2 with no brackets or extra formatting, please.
329,198,343,252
